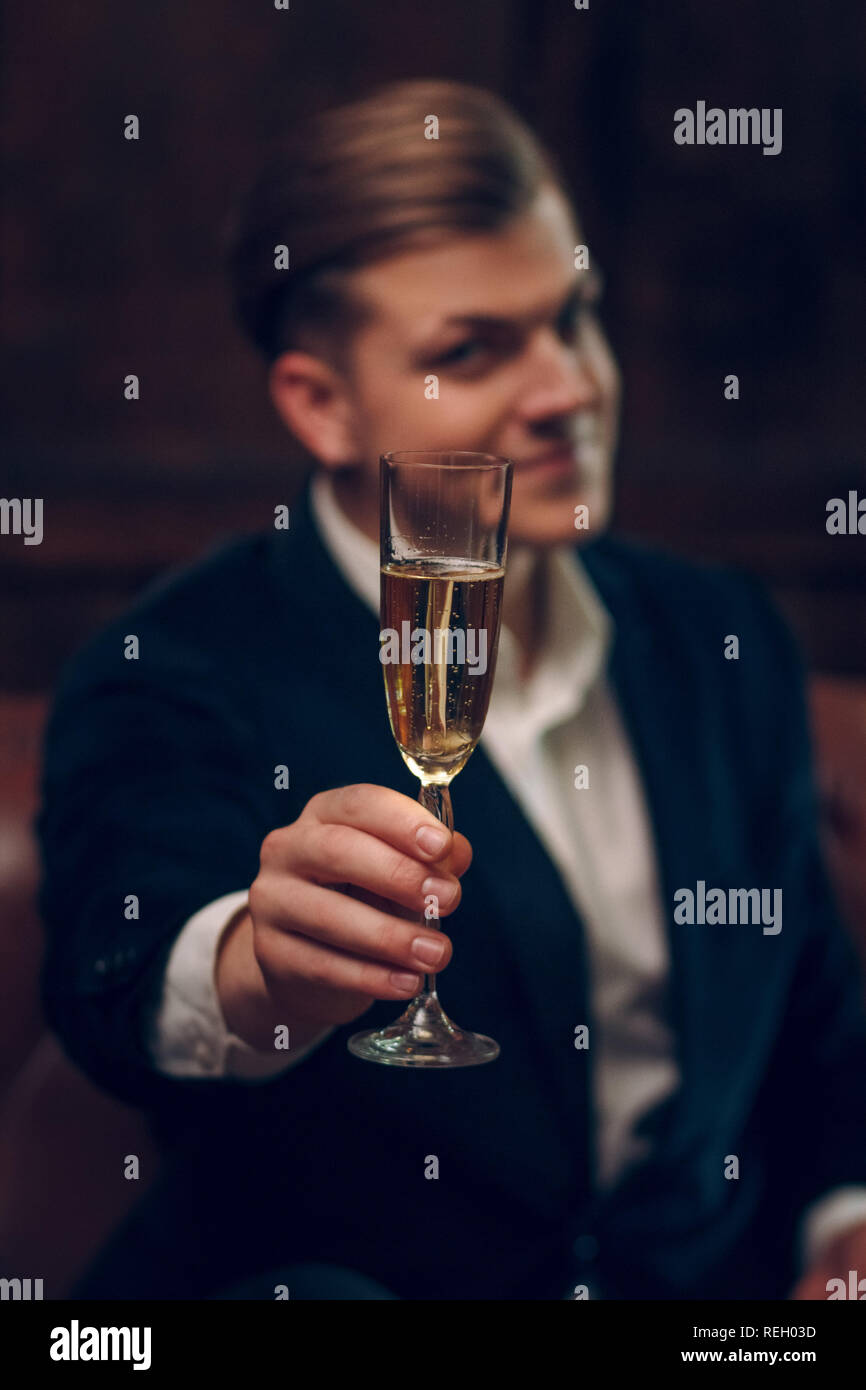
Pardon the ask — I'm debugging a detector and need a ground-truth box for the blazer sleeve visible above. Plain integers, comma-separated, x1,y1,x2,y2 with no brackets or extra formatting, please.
35,641,272,1110
744,585,866,1224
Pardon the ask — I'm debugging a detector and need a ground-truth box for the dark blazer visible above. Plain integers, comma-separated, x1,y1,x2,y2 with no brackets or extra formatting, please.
36,475,866,1300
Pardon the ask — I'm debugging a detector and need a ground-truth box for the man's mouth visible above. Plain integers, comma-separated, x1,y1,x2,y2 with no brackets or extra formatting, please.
520,416,605,479
521,446,578,475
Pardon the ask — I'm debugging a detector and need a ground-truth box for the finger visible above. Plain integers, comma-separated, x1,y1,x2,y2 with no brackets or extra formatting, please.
341,886,421,922
253,875,453,974
257,917,439,1008
307,783,461,864
262,821,471,889
336,828,472,883
344,884,454,929
289,822,462,916
443,830,473,877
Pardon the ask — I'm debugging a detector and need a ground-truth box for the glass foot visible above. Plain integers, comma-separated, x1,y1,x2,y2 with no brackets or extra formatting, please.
347,994,499,1068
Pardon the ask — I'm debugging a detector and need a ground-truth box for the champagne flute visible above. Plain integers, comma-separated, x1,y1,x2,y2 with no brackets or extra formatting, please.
348,450,513,1067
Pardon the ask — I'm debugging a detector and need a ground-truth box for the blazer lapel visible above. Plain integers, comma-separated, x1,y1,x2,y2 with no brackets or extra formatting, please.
581,540,754,1174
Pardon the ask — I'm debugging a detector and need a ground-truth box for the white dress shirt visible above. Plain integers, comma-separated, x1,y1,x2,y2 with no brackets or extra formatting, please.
147,468,866,1271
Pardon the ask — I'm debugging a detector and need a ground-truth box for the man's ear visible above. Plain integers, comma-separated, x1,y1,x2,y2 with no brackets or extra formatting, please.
267,350,360,465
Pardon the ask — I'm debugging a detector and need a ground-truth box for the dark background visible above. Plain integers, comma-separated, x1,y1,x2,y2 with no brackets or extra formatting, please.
1,0,865,1301
2,0,864,689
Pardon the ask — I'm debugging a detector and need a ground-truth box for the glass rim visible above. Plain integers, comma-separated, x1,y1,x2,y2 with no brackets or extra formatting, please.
381,449,513,472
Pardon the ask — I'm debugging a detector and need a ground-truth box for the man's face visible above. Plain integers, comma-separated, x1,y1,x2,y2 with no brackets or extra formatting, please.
337,184,621,545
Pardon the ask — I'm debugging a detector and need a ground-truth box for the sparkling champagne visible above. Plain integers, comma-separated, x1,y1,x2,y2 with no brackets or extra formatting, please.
380,558,505,784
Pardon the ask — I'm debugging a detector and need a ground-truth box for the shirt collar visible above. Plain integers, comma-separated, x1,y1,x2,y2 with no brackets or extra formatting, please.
309,468,613,734
310,469,381,614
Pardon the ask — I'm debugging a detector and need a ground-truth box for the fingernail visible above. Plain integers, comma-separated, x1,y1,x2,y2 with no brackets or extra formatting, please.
412,936,445,967
416,824,450,857
422,876,457,909
390,970,421,993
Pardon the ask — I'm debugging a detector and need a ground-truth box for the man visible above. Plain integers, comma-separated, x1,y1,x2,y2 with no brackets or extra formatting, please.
37,80,866,1300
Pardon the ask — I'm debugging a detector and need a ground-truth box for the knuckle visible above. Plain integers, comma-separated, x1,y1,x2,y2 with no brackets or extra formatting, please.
247,878,268,924
313,822,353,876
339,783,369,820
383,851,418,900
304,790,325,820
251,928,280,979
370,914,402,960
259,830,281,867
251,922,290,980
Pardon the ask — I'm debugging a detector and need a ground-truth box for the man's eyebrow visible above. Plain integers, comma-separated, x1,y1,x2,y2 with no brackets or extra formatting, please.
439,268,604,329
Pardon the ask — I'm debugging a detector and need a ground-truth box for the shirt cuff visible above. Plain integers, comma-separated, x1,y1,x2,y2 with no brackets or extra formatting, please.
798,1187,866,1270
147,890,334,1081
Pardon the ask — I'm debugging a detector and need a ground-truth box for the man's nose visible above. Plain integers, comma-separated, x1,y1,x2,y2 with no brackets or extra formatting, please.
516,329,601,423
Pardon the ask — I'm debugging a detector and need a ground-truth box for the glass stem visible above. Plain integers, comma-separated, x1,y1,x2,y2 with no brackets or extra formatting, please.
417,782,453,1000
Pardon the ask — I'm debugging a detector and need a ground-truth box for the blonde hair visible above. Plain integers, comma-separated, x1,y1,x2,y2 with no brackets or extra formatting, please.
223,79,567,362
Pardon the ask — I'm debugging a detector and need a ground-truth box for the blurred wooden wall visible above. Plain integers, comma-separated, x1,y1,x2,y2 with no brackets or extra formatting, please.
2,0,864,690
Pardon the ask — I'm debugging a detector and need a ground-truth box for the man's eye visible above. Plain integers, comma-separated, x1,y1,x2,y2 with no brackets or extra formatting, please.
557,301,589,342
434,339,486,367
